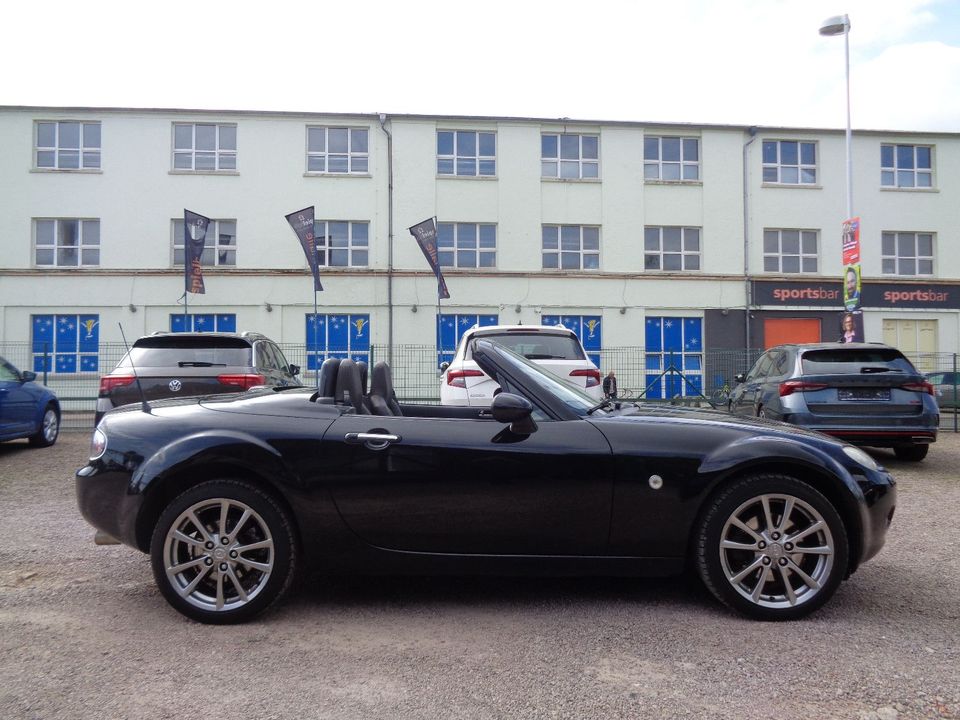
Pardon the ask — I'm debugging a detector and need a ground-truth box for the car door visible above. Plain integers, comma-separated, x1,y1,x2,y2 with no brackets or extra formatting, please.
318,413,615,556
732,353,772,415
0,360,36,436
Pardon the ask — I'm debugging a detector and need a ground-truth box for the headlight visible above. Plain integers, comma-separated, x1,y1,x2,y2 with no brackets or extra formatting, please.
842,445,878,471
90,428,107,461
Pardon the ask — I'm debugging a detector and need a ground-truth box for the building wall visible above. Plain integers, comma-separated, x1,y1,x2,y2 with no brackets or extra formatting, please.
1,106,958,365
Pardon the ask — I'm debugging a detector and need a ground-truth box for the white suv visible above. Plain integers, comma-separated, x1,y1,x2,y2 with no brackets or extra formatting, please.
439,324,603,406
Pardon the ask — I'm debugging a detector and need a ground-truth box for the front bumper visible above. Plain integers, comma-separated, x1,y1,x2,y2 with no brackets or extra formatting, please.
76,463,145,550
854,467,897,568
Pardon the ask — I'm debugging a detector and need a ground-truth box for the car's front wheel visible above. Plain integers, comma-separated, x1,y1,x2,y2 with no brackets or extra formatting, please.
28,405,59,447
696,474,848,620
150,479,297,624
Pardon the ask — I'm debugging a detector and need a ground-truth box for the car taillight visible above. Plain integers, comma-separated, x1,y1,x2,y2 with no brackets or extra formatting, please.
446,369,484,388
901,381,934,395
99,375,136,394
570,368,601,387
217,373,267,390
779,380,828,397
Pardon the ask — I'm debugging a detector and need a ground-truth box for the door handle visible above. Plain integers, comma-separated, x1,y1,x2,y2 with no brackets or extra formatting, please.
344,432,401,449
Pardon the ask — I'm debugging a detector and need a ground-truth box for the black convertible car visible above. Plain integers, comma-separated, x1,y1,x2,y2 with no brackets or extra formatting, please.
77,339,896,624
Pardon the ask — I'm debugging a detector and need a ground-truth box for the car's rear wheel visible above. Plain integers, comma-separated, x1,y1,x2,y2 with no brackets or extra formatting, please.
28,405,59,447
696,474,848,620
894,444,929,462
150,479,297,624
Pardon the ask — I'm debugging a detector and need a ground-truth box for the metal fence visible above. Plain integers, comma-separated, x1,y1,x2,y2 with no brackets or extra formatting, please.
2,341,957,432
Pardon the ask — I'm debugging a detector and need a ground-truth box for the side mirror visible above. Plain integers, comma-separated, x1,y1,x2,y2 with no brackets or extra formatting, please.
490,393,538,435
289,364,301,376
734,373,745,384
439,361,450,373
20,370,37,383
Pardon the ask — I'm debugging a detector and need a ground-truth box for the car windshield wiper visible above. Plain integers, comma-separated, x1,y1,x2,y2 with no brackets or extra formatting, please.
586,398,614,415
177,361,227,367
860,367,896,374
523,353,559,360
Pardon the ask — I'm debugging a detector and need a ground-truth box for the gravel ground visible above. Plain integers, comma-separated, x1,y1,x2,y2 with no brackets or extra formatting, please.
1,432,958,720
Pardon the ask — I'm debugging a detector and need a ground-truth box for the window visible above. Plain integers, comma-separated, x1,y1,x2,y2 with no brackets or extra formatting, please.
306,127,368,173
35,121,100,169
542,225,600,270
437,223,496,268
173,123,236,171
437,313,498,366
762,140,817,184
314,221,369,267
542,315,602,367
172,219,237,266
881,144,932,188
881,232,933,276
34,219,100,267
305,314,370,370
644,136,699,181
541,133,599,179
763,229,818,273
31,314,99,373
170,314,237,333
437,131,495,176
644,227,700,271
644,317,703,399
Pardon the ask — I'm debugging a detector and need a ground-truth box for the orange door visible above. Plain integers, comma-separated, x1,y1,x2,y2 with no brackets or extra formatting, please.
764,318,821,349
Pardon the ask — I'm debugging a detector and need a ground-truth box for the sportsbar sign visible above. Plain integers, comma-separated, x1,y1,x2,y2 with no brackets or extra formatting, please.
753,280,960,309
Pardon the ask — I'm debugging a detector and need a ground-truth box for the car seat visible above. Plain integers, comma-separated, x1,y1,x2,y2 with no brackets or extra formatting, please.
334,358,368,414
368,362,403,416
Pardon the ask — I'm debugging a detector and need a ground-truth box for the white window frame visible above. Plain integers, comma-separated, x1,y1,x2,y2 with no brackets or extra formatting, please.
34,121,101,170
644,136,700,181
437,222,497,268
313,220,369,267
172,219,237,267
172,123,237,172
762,229,819,274
436,130,496,177
762,140,817,185
881,144,933,188
306,126,369,174
643,226,701,272
541,133,600,180
33,218,101,268
881,231,934,276
542,225,600,270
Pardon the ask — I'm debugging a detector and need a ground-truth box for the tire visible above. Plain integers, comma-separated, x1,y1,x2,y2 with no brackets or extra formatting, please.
894,444,929,462
757,406,766,420
150,479,297,624
695,474,849,620
28,405,59,447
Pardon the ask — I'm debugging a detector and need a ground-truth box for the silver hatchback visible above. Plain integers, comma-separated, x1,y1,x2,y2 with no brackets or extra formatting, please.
729,343,938,461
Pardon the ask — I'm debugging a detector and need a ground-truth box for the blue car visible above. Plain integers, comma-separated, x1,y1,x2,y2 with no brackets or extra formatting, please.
0,355,60,447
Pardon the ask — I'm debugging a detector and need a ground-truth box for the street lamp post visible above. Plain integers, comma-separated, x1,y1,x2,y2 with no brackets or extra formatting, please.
819,14,852,218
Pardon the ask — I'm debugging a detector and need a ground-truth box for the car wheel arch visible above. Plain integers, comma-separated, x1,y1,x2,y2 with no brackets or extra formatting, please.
692,459,864,576
133,445,302,553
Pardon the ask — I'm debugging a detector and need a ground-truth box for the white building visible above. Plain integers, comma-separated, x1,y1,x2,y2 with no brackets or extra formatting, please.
1,105,957,396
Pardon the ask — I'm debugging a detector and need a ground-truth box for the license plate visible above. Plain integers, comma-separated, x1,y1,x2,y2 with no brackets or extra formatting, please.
838,388,891,401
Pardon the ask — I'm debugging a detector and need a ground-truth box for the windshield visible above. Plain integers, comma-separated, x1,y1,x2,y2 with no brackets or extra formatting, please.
481,340,603,416
800,348,915,375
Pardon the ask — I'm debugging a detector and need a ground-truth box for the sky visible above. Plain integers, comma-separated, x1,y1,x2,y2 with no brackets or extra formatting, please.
2,0,958,132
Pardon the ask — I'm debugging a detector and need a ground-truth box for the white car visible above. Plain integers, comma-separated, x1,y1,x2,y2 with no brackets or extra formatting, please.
439,324,603,406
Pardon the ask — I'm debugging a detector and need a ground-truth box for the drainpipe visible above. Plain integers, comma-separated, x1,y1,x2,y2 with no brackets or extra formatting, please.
743,126,758,353
379,113,394,365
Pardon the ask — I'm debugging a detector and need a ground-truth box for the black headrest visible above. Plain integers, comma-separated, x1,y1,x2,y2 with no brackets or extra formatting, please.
371,361,394,398
317,357,340,398
356,360,368,396
334,358,367,414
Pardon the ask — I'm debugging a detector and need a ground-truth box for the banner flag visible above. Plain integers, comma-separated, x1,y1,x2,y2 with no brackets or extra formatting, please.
285,206,323,291
184,209,211,295
841,216,864,342
409,217,450,299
